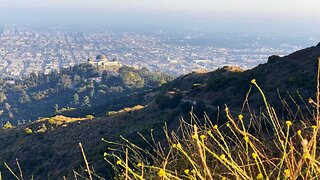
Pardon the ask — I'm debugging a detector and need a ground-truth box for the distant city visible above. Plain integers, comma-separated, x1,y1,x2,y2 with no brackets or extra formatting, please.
0,25,314,78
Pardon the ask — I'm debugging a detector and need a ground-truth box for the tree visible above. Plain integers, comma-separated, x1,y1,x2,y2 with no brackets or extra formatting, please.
9,112,14,119
54,104,59,113
90,89,95,97
122,72,145,88
19,91,31,104
73,74,81,82
73,94,80,104
4,103,10,111
60,74,72,89
0,92,7,102
83,96,90,107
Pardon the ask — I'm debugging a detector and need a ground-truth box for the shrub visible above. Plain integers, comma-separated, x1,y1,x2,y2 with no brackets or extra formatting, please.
25,128,33,134
106,111,117,117
37,124,47,133
86,115,94,120
2,121,13,129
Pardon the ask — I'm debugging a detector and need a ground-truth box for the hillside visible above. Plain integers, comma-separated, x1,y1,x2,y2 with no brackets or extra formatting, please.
0,63,172,124
0,43,319,179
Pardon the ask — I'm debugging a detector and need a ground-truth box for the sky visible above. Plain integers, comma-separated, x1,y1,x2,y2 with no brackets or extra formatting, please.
0,0,318,15
0,0,319,37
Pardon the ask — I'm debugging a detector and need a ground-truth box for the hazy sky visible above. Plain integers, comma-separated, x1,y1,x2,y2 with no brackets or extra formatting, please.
1,0,319,15
0,0,319,37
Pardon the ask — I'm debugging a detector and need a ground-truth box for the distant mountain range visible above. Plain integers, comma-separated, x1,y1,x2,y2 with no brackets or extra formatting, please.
0,43,319,179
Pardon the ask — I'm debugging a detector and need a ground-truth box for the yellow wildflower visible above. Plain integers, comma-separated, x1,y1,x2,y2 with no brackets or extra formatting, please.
116,160,122,165
172,144,177,148
244,136,249,142
192,134,197,139
251,79,256,84
207,130,212,136
137,163,142,167
158,169,166,177
256,173,263,179
284,169,290,177
297,130,302,136
200,135,206,140
238,114,243,121
184,169,189,174
213,125,218,130
303,153,310,159
220,154,226,160
252,152,258,159
176,143,182,149
286,121,292,126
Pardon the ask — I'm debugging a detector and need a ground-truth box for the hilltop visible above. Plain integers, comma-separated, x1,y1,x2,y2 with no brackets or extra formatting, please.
0,63,172,124
0,43,319,179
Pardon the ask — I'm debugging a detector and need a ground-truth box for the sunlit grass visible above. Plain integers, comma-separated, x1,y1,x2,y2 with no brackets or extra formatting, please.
104,61,320,179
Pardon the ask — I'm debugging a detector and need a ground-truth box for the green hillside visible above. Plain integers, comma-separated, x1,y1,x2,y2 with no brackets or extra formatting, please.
0,63,172,125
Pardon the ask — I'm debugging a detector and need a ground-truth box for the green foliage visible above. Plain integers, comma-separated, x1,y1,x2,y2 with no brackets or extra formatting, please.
121,71,145,88
19,90,31,104
60,74,72,89
4,103,10,111
0,62,173,124
0,91,7,102
155,93,182,110
83,96,90,107
54,104,59,114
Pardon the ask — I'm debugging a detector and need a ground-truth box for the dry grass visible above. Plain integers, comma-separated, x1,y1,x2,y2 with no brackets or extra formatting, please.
37,115,90,126
103,59,320,180
106,105,145,117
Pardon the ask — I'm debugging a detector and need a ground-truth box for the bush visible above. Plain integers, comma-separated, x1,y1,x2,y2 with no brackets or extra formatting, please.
155,94,182,110
37,124,47,133
2,121,13,129
86,115,94,120
106,111,117,117
25,128,33,134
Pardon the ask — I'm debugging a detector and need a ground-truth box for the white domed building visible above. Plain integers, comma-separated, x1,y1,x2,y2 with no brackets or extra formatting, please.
88,54,122,71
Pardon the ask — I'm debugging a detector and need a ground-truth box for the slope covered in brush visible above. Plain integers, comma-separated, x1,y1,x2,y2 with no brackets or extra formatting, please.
158,43,319,110
0,43,319,179
0,63,172,124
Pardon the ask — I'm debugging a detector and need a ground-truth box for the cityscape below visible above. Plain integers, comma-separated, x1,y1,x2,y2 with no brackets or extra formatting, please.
0,25,317,78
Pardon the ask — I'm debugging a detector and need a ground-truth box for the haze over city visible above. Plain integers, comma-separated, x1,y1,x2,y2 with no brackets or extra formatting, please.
0,0,318,37
0,0,318,78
